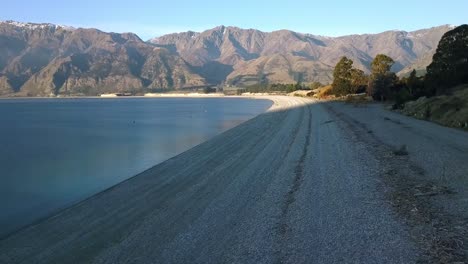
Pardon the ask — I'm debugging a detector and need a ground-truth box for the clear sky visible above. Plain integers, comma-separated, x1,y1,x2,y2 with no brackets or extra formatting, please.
1,0,466,40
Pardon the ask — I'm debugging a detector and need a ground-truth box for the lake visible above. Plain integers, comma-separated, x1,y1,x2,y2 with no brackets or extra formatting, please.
0,97,272,237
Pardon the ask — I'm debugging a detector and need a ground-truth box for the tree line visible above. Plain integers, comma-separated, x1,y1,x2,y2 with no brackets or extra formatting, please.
237,25,467,104
331,24,468,107
244,81,324,93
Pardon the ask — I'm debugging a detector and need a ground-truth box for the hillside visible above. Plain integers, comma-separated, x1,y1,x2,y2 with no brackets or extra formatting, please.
397,51,435,77
399,85,468,129
152,25,453,86
0,21,205,96
0,21,454,96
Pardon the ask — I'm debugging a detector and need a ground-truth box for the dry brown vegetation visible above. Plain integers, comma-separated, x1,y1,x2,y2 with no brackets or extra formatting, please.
343,93,373,105
314,85,334,99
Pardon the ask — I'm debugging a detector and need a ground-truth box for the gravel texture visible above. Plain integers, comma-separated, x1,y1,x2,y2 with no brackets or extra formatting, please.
323,101,468,263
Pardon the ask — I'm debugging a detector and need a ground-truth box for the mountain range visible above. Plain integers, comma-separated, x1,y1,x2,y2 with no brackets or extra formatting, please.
0,20,454,96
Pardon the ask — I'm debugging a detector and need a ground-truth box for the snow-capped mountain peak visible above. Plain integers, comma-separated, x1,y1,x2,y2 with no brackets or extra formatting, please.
0,20,75,31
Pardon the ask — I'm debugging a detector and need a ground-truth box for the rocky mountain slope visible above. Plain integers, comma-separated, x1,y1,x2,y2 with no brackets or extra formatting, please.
152,25,453,86
0,21,453,96
397,51,435,77
0,21,205,96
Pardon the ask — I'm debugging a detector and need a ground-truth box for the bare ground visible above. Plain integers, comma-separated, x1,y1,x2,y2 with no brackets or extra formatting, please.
325,101,468,263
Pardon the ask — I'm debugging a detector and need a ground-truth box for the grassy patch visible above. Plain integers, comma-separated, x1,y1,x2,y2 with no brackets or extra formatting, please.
399,85,468,129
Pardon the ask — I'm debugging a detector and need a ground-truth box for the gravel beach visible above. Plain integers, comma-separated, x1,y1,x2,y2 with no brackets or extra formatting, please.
1,96,467,263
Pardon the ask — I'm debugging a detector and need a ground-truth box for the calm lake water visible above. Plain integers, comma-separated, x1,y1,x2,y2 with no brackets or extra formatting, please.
0,97,272,237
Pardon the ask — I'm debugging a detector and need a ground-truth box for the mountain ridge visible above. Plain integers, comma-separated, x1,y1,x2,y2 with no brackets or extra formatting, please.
0,20,454,96
151,24,453,86
150,24,456,41
0,20,206,96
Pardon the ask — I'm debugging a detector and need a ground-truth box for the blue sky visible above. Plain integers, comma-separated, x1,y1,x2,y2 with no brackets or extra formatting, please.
1,0,466,40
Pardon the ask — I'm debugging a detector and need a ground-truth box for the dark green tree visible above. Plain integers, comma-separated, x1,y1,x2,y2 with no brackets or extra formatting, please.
425,24,468,95
371,54,395,76
406,69,418,95
393,85,412,109
350,68,368,93
368,54,397,100
368,72,398,101
404,69,425,98
332,56,354,96
287,83,296,93
294,80,302,91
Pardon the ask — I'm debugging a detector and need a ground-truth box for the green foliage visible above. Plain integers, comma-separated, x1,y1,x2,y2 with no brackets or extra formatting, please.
403,69,426,98
331,57,369,96
147,87,175,93
392,85,412,109
350,68,368,93
203,87,216,93
332,56,354,96
368,54,398,101
371,54,395,76
395,24,468,104
244,83,303,93
425,25,468,95
294,81,302,91
325,25,467,106
368,72,398,101
407,69,418,92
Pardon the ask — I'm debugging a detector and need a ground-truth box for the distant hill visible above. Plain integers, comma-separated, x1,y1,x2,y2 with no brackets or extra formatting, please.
152,25,453,86
397,51,435,78
0,21,454,96
0,21,205,96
